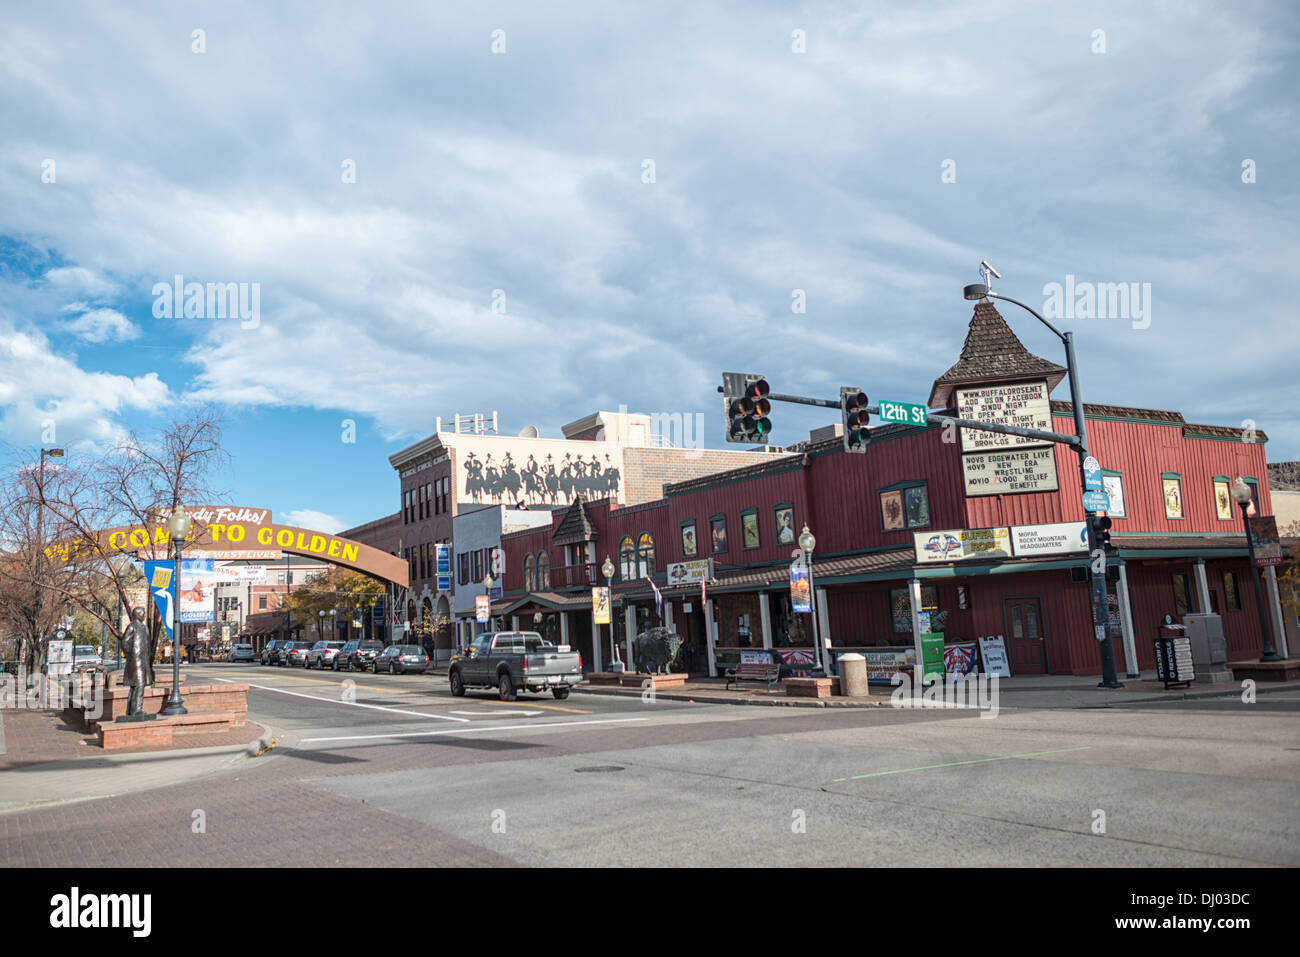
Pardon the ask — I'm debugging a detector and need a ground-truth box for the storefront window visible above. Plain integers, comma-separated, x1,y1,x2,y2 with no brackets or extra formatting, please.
890,585,938,635
636,533,655,579
1172,572,1193,616
1223,572,1242,611
619,536,636,579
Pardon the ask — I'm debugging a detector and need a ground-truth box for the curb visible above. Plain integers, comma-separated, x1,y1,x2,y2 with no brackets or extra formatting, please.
573,680,1300,710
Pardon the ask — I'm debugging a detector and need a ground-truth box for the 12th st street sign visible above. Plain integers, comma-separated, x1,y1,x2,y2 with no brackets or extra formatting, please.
878,400,928,426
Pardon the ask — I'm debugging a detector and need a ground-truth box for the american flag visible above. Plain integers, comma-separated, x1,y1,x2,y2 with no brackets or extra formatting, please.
645,574,663,619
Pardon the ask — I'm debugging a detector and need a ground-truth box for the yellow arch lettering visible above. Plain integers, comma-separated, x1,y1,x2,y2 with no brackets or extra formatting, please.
327,540,341,557
257,527,273,545
342,543,358,563
129,529,148,548
276,529,294,548
109,531,126,550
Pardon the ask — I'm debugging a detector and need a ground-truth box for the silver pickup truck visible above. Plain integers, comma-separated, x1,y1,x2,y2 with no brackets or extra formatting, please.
448,631,584,701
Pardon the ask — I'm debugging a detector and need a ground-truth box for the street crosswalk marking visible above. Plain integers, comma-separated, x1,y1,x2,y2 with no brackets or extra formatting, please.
300,716,649,743
217,678,471,722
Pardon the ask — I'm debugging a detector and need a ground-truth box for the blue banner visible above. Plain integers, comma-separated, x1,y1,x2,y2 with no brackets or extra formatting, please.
144,561,175,641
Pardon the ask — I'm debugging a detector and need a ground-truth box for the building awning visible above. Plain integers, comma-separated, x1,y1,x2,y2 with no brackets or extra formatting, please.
496,591,593,616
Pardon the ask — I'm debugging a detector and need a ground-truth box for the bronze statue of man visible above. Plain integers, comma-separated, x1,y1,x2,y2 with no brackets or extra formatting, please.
120,606,155,719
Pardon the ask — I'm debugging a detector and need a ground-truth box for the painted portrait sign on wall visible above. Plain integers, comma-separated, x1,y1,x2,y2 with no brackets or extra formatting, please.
1214,479,1233,521
774,506,795,545
1163,477,1184,520
741,511,760,549
681,521,698,558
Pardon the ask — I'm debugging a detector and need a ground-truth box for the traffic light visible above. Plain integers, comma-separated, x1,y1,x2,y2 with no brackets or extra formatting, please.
1089,513,1112,550
722,373,772,444
840,387,870,453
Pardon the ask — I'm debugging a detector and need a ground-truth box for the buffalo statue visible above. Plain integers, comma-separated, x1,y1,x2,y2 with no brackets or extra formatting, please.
633,627,683,675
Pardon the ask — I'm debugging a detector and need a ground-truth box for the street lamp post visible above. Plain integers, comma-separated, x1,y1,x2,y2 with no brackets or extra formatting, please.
602,556,617,668
1232,477,1280,662
796,525,826,675
160,505,190,716
34,449,64,666
963,281,1122,688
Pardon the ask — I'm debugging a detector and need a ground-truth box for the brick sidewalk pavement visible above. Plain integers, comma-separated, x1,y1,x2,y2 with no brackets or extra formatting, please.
0,709,266,771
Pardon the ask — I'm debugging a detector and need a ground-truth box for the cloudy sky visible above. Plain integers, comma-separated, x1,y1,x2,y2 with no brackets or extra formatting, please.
2,1,1297,531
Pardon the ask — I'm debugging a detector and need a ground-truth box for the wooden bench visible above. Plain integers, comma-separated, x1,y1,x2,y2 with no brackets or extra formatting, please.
725,661,781,691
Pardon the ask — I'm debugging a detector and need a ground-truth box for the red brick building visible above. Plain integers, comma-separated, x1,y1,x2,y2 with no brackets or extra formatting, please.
496,302,1280,678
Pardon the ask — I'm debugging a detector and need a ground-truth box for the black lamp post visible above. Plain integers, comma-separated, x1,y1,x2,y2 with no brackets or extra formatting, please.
160,505,190,716
1232,477,1280,662
963,281,1122,688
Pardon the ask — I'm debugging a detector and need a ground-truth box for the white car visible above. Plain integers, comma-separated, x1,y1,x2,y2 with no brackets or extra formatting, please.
73,645,103,667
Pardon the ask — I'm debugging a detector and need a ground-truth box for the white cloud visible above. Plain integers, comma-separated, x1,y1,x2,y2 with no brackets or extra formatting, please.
0,317,170,448
60,307,140,343
282,509,348,534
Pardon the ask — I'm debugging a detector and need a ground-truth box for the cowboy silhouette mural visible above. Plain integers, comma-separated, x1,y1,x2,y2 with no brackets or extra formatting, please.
461,448,620,506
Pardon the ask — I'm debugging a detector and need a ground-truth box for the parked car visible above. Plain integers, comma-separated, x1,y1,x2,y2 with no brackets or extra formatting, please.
372,644,429,675
280,640,314,667
73,645,102,668
448,631,583,700
261,639,290,666
334,639,385,672
229,643,256,663
306,640,345,669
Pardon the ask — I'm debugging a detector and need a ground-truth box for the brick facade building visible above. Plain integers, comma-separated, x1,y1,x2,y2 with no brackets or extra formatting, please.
496,302,1286,678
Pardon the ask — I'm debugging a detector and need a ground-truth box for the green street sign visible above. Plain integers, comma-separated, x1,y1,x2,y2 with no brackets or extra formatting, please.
878,399,928,426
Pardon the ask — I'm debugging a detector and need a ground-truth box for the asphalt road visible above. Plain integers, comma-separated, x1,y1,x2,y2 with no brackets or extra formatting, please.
1,662,1296,867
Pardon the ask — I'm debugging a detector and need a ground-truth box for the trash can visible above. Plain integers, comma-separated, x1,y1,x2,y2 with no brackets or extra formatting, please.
838,653,868,697
1154,617,1193,690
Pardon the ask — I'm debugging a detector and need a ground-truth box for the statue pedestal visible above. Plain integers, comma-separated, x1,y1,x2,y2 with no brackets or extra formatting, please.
618,672,690,689
114,712,157,723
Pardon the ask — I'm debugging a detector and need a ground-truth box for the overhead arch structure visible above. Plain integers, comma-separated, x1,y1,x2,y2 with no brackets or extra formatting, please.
48,506,408,589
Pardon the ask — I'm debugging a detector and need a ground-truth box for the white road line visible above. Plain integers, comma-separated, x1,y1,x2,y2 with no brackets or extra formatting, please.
301,716,648,743
449,710,543,717
215,677,470,722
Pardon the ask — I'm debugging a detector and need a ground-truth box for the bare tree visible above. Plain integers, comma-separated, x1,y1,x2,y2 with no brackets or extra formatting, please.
1,410,230,670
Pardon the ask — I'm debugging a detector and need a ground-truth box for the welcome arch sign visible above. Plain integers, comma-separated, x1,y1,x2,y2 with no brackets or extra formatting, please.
50,506,408,589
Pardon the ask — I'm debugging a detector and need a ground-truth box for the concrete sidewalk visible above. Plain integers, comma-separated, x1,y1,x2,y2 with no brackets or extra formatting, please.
571,670,1300,709
0,709,276,815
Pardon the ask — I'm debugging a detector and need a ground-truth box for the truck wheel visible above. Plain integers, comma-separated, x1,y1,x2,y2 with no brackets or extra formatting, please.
552,687,570,700
498,674,517,702
449,670,465,697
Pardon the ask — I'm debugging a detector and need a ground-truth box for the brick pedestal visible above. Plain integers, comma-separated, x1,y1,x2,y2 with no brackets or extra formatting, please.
785,677,834,698
1227,659,1300,682
98,710,242,750
69,681,249,734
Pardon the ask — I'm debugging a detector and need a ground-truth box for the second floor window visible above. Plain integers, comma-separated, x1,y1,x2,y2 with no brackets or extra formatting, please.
619,536,636,579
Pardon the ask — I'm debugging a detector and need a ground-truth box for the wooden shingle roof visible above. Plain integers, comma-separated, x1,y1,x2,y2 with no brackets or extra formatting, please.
551,496,597,546
929,301,1067,408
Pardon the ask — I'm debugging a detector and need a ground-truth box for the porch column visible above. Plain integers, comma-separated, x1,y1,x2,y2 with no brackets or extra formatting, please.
663,601,675,633
1117,563,1140,678
1193,559,1212,615
816,587,831,669
1265,566,1290,660
590,614,603,672
908,578,924,681
511,616,520,631
758,591,773,649
624,605,636,667
559,611,570,648
703,596,718,676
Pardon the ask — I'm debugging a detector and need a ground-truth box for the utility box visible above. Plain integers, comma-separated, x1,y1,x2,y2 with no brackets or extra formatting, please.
1182,613,1230,684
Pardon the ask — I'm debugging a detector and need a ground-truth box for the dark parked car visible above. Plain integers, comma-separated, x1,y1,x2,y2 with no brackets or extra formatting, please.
280,640,314,667
334,639,385,672
261,640,290,666
230,643,255,663
305,640,345,669
372,644,429,675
